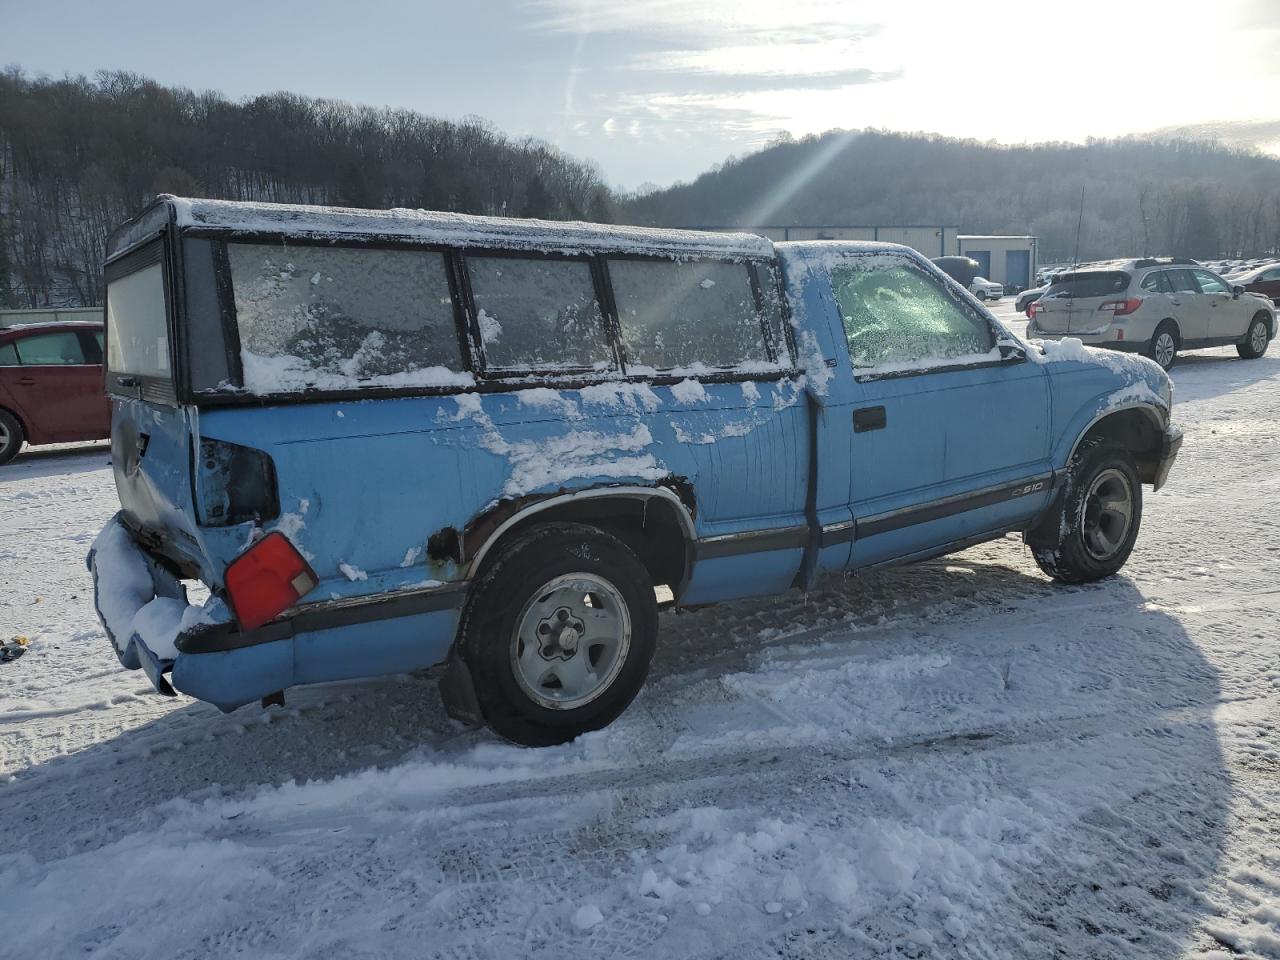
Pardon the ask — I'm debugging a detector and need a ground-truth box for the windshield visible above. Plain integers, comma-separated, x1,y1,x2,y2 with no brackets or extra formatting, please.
1044,271,1130,300
105,262,170,379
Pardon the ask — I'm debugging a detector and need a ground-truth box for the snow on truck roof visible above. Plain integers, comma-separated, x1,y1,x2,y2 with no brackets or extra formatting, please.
108,195,775,261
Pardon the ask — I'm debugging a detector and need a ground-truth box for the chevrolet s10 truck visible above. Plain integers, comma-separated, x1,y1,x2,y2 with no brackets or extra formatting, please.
89,197,1181,745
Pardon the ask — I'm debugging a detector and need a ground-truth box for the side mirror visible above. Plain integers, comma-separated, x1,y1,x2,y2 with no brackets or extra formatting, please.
998,341,1026,362
1232,284,1244,298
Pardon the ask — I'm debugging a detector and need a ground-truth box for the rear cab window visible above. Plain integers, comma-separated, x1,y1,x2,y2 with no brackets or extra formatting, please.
831,259,995,373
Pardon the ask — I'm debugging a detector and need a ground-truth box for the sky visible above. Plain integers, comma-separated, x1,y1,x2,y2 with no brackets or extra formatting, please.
2,0,1279,190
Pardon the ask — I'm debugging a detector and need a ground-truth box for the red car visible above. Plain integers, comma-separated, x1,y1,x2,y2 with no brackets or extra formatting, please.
1231,263,1280,306
0,321,111,465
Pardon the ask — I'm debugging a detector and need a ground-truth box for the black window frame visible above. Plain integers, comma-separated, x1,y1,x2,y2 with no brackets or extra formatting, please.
102,236,179,406
168,225,799,408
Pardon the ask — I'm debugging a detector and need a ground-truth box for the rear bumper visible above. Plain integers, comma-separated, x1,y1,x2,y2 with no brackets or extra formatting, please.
88,514,465,711
1153,425,1183,492
1028,324,1144,352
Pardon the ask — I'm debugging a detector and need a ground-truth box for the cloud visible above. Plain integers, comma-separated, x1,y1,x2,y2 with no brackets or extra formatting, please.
524,0,894,142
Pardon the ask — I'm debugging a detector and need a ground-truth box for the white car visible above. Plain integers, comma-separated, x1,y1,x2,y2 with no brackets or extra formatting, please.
968,276,1003,300
1026,257,1276,370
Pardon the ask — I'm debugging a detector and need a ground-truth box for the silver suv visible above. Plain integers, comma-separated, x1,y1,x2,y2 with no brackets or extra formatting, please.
1026,257,1276,370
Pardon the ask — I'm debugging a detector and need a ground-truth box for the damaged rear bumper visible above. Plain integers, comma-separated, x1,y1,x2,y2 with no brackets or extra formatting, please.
87,513,465,711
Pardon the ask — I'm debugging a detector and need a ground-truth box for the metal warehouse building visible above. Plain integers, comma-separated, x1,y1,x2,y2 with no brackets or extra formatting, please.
698,225,960,260
698,225,1038,292
955,235,1038,292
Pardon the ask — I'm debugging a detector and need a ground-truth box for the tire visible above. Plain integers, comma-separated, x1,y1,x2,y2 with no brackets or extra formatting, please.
1027,444,1143,585
456,522,657,746
0,409,24,466
1145,320,1179,371
1237,313,1271,359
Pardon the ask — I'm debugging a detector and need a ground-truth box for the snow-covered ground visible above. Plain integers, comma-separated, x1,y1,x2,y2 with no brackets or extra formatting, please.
2,337,1279,959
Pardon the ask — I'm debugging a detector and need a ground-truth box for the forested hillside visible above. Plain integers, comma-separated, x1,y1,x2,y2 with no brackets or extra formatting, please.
3,69,1280,309
622,129,1280,264
0,69,614,307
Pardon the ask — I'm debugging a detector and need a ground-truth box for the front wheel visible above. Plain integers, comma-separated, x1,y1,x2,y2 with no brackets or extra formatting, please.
1237,314,1271,359
1027,445,1143,584
456,522,657,746
0,410,24,466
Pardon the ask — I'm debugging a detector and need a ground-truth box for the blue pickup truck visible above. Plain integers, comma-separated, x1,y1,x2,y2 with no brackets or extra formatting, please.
89,197,1181,745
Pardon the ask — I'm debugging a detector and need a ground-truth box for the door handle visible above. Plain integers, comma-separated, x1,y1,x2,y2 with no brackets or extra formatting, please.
16,377,36,385
853,406,887,432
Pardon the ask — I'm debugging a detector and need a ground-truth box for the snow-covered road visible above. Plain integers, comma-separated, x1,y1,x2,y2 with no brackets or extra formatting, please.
2,341,1279,959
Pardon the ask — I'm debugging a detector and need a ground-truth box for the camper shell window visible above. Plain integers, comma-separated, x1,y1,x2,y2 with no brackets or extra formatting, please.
608,258,772,371
104,240,176,401
161,231,795,402
464,254,614,373
226,242,467,395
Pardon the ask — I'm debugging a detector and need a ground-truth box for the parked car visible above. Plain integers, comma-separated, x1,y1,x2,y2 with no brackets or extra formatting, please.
88,196,1181,746
1229,262,1280,306
0,321,110,464
1017,281,1051,314
1027,257,1276,370
931,256,981,287
968,276,1003,300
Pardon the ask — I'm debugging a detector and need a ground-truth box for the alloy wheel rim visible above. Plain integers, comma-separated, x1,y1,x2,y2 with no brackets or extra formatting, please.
511,573,631,711
0,420,9,448
1251,322,1268,353
1081,468,1134,561
1154,333,1176,368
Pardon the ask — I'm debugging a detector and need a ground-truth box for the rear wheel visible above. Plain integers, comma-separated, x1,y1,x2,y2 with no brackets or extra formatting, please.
1146,320,1179,371
1237,313,1271,359
0,410,24,466
456,522,657,746
1027,444,1143,584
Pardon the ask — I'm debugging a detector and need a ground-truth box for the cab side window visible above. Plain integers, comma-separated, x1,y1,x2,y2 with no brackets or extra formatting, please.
13,332,88,365
0,343,17,366
831,262,994,371
1192,270,1229,295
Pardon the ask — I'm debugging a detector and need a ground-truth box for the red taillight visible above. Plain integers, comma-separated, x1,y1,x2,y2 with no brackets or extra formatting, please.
224,532,318,630
1099,297,1143,316
1027,301,1040,318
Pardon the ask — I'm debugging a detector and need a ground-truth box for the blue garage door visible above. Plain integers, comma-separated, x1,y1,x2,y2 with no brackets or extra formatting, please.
968,250,991,278
1005,250,1030,291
